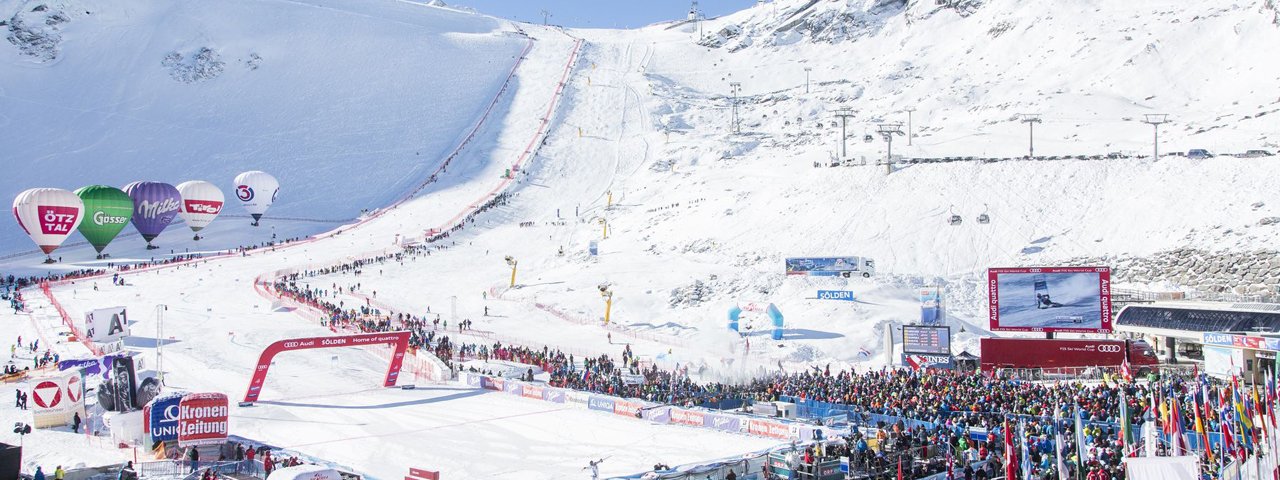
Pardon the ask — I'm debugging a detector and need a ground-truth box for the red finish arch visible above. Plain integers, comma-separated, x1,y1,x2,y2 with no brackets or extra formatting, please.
243,331,410,403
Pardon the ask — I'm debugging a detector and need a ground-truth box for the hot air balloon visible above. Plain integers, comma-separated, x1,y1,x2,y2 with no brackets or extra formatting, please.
176,180,224,241
12,188,85,263
233,171,279,226
123,181,181,249
74,185,133,259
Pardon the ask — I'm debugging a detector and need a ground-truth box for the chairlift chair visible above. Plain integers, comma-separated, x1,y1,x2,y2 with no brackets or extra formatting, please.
977,204,990,224
948,205,963,226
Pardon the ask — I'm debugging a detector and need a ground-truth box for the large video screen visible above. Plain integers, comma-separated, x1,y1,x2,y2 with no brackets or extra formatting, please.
902,325,951,355
988,267,1112,333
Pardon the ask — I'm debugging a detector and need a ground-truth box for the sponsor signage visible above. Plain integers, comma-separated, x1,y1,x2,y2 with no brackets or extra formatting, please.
543,388,566,404
1201,332,1280,352
644,406,671,424
704,413,742,433
613,400,643,418
671,408,705,427
785,257,870,276
521,384,544,400
747,419,791,439
503,381,523,396
177,393,229,447
149,394,184,442
816,290,856,301
901,353,955,370
183,199,222,215
987,267,1112,333
902,325,951,355
565,391,590,408
244,332,410,403
587,396,615,413
920,286,945,326
84,307,129,343
92,210,128,226
39,206,79,234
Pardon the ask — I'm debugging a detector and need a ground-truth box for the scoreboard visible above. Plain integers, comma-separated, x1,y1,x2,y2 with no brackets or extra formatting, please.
902,325,951,355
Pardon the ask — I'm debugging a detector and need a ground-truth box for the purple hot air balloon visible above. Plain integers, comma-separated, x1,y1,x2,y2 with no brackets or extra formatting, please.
123,181,182,249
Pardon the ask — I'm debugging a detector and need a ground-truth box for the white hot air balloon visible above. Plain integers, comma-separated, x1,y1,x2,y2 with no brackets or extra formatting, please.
12,188,85,262
233,171,279,226
176,180,225,240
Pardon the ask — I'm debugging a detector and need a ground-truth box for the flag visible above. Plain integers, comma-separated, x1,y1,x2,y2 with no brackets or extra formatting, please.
1194,384,1214,464
1120,390,1132,457
897,454,904,480
947,451,955,480
1005,417,1017,480
1020,419,1032,480
1168,390,1184,456
1121,357,1133,382
1075,405,1087,464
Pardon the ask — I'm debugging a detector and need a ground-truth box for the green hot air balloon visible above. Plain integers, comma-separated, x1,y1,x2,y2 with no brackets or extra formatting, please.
75,185,133,258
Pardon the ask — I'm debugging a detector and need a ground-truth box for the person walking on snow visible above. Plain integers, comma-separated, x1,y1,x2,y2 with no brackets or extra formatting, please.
584,458,605,480
33,466,45,480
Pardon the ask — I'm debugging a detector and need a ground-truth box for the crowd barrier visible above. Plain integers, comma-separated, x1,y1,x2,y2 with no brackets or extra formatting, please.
459,372,838,443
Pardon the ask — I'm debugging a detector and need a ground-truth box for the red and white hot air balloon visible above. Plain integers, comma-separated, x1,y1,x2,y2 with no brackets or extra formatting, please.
12,188,85,263
176,180,224,240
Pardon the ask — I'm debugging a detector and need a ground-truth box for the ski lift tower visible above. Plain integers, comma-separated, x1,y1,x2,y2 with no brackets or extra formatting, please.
833,108,855,159
877,123,905,175
1019,114,1042,159
729,82,742,134
688,1,702,40
1142,114,1170,160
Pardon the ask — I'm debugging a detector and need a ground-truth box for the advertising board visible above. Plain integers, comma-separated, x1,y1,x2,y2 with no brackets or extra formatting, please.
988,267,1111,333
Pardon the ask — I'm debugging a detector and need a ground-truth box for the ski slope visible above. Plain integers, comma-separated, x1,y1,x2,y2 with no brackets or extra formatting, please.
0,0,527,257
5,0,1280,478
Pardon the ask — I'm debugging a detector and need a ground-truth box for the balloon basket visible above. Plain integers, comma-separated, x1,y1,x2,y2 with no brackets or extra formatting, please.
96,254,104,260
193,235,201,241
43,257,55,264
145,245,159,250
251,221,260,227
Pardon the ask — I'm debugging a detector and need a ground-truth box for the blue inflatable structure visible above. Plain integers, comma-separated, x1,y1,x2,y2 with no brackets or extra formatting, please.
727,303,784,340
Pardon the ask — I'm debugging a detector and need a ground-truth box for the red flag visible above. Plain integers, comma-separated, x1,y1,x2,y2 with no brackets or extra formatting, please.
1004,417,1016,480
947,451,955,480
897,455,904,480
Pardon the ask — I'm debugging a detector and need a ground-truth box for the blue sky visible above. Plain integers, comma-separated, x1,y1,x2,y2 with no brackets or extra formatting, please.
452,0,756,29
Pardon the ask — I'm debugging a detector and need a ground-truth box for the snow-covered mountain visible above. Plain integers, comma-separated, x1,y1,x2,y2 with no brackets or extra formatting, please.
1,0,526,256
4,1,1280,476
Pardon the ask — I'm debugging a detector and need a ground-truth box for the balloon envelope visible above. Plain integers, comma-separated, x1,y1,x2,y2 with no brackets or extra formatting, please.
233,171,279,222
176,180,224,232
75,185,133,254
12,188,84,254
123,181,181,244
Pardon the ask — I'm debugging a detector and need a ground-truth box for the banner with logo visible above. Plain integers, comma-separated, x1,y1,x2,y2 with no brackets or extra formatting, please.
816,290,856,301
29,371,83,428
521,384,544,400
987,266,1112,333
58,356,114,380
148,393,184,442
177,393,229,447
542,388,566,404
613,399,644,418
565,391,590,409
643,406,671,424
920,286,944,326
704,413,743,433
587,396,615,413
503,381,523,396
671,408,705,427
747,418,792,439
84,307,129,342
785,257,870,276
113,355,138,412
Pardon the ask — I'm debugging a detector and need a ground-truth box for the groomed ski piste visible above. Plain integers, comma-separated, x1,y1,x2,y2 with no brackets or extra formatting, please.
4,0,1280,478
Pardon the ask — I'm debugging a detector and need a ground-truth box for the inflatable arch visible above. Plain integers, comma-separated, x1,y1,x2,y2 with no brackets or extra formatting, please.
727,302,784,340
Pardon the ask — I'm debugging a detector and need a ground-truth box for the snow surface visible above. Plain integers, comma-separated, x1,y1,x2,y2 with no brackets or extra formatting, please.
4,0,1280,478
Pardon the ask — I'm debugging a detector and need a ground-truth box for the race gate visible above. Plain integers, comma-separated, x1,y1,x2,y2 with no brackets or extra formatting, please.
242,331,410,404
